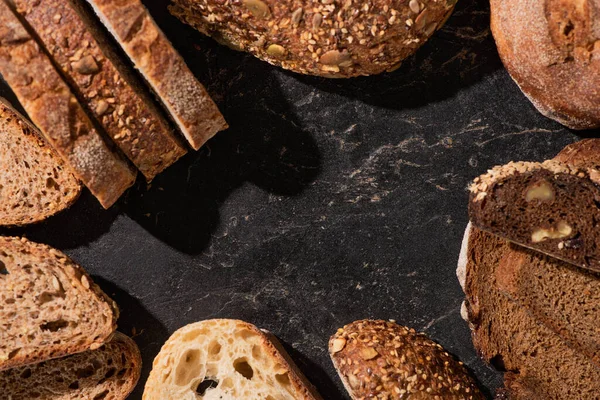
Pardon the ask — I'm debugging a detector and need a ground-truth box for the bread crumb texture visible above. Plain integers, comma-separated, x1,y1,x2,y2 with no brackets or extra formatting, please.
144,319,320,400
0,237,118,371
329,319,484,399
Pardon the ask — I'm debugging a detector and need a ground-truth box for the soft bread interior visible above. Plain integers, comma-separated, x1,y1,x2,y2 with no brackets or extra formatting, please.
145,320,303,400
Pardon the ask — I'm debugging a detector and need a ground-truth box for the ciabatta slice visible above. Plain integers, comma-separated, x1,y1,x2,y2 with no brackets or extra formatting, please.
0,236,118,371
0,332,141,400
0,98,81,226
143,319,322,400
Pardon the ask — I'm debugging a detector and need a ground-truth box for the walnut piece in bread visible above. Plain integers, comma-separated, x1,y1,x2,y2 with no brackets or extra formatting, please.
329,319,484,399
169,0,458,78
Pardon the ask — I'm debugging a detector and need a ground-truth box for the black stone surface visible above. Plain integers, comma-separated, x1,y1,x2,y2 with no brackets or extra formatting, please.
0,0,590,398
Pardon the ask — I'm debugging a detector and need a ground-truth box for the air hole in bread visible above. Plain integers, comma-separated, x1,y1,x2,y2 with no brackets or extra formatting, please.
275,372,291,387
221,377,233,389
266,396,276,400
5,298,15,304
116,368,128,379
40,319,69,332
236,329,259,341
0,260,7,275
175,349,202,386
8,348,20,359
490,354,507,372
69,381,79,389
251,345,262,360
93,389,109,400
76,364,97,379
208,341,221,356
233,358,254,379
195,378,219,396
20,368,32,379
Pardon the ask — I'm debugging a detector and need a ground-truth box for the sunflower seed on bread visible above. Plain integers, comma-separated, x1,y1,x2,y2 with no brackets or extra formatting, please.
0,98,81,226
143,319,322,400
0,236,118,371
0,332,141,400
329,319,484,400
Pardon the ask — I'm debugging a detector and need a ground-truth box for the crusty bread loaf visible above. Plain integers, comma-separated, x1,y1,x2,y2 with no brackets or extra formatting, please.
459,225,600,399
0,98,81,226
169,0,457,78
490,0,600,129
329,319,484,399
469,139,600,272
0,332,142,400
13,0,187,181
0,0,136,208
85,0,228,150
0,236,118,371
143,319,322,400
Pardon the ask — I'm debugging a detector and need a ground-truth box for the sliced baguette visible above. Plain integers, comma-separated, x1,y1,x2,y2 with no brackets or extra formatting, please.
0,0,135,208
329,319,484,400
0,236,119,371
0,98,81,226
0,331,142,400
143,319,322,400
13,0,187,181
85,0,228,150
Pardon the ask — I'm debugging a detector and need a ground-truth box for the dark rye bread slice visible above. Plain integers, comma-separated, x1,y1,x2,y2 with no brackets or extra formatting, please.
0,236,118,371
86,0,228,150
458,225,600,399
1,332,142,400
14,0,187,181
0,98,81,226
469,139,600,272
0,0,136,208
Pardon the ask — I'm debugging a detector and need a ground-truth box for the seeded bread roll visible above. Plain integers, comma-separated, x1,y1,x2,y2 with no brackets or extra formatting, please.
329,319,484,399
0,236,118,371
0,98,81,226
490,0,600,129
169,0,458,78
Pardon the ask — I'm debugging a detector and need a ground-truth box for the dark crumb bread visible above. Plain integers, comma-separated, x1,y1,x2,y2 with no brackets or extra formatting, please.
459,225,600,399
490,0,600,129
169,0,457,78
14,0,187,181
0,332,142,400
329,319,484,399
0,98,81,226
0,0,136,208
469,139,600,272
0,237,118,371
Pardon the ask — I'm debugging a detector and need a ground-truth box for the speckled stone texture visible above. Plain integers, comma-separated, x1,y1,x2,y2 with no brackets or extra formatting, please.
0,0,586,398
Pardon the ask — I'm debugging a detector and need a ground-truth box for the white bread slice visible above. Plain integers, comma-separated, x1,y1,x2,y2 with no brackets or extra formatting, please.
85,0,228,150
143,319,322,400
0,98,81,226
0,236,119,371
0,332,141,400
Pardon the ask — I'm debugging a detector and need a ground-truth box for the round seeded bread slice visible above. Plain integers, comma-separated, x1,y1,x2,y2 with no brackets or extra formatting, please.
0,236,119,371
0,98,81,226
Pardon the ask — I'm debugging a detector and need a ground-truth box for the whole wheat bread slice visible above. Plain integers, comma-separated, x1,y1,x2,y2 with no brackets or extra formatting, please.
85,0,228,150
13,0,187,181
0,98,81,226
0,0,135,208
0,236,119,371
0,332,141,400
143,319,322,400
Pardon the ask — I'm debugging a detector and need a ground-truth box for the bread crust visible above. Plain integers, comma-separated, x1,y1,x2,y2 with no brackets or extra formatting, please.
87,0,228,150
329,319,484,399
169,0,457,78
14,0,187,181
0,1,135,208
490,0,600,129
0,97,81,226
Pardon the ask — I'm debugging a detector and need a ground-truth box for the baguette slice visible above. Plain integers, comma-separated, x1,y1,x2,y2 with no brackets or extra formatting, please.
86,0,228,150
14,0,187,181
329,320,484,400
0,332,141,400
469,139,600,272
0,236,119,371
0,98,81,226
143,319,322,400
0,0,135,209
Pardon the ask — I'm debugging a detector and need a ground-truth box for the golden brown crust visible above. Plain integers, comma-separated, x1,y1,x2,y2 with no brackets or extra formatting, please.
490,0,600,130
329,319,484,399
169,0,457,78
0,1,135,208
88,0,228,150
14,0,187,181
